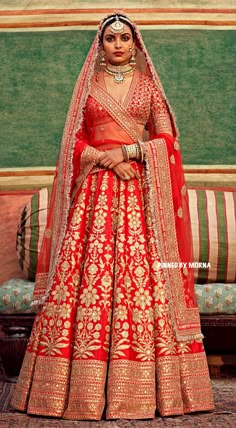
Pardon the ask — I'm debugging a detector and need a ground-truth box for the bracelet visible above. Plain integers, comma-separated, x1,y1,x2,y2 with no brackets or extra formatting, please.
125,144,137,160
135,143,141,160
137,140,144,162
122,143,143,161
121,145,129,162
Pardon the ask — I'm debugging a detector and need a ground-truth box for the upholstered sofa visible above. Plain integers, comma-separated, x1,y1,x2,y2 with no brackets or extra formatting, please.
0,171,235,381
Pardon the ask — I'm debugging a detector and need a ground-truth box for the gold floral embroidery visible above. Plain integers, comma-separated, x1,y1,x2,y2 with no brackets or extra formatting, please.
181,184,187,195
174,140,180,150
177,207,183,218
11,71,214,419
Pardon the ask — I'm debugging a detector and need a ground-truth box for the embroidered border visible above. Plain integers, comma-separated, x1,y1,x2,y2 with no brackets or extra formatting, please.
156,353,214,416
106,360,156,419
90,79,142,143
144,140,201,341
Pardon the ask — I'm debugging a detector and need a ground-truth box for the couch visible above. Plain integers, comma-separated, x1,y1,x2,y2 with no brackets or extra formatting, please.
0,168,235,381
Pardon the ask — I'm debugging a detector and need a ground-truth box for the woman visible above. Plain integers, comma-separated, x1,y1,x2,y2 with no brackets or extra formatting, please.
11,13,214,420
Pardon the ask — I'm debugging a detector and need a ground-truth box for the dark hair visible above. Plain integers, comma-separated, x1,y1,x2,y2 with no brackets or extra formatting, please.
100,14,135,41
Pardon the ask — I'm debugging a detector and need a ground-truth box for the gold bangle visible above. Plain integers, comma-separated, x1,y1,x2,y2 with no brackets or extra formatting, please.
137,140,144,162
135,143,141,160
121,145,129,162
125,143,142,160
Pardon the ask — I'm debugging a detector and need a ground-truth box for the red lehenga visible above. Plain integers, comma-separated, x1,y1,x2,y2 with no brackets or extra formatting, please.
11,16,214,420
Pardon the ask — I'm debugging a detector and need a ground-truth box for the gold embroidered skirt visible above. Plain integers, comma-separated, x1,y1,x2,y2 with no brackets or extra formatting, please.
11,167,214,419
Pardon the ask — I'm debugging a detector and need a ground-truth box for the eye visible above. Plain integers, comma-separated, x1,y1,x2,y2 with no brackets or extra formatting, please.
105,35,114,42
122,34,131,42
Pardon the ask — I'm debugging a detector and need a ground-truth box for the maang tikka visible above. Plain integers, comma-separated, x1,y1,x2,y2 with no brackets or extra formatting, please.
109,15,125,34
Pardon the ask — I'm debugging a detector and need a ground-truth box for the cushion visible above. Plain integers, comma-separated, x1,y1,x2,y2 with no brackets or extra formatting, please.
16,187,50,281
16,186,235,285
0,191,35,285
0,279,35,314
195,283,236,314
188,189,236,284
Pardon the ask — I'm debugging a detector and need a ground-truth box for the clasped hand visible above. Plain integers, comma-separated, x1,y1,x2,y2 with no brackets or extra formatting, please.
98,148,139,181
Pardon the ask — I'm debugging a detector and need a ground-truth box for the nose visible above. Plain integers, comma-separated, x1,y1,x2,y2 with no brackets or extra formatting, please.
115,38,121,49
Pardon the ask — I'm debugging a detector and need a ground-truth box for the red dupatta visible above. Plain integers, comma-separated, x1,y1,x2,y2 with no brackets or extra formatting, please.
33,13,202,341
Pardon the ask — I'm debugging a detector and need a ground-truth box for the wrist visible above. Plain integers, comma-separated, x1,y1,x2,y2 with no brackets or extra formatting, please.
122,143,142,161
96,151,105,165
121,145,129,162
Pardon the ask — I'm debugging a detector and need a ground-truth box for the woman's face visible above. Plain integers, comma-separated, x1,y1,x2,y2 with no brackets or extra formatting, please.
102,24,134,66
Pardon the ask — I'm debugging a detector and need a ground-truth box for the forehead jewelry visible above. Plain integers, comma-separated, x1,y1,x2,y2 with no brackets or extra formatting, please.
101,14,132,31
109,16,124,34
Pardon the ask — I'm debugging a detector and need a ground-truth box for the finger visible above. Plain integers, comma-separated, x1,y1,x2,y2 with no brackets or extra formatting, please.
133,170,139,179
128,168,136,177
99,159,107,166
122,174,130,181
103,160,112,168
99,153,107,161
129,167,139,179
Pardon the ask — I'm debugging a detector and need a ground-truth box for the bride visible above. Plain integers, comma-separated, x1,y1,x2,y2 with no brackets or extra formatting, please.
11,13,214,420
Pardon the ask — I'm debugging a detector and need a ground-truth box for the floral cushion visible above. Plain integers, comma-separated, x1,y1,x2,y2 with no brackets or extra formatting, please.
0,279,35,314
0,278,235,315
195,283,236,314
188,188,236,284
16,187,50,281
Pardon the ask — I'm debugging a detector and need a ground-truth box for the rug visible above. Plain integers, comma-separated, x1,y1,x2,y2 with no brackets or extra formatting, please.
0,376,235,427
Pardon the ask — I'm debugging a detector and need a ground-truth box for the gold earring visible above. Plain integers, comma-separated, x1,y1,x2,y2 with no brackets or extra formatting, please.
129,48,136,67
100,50,106,67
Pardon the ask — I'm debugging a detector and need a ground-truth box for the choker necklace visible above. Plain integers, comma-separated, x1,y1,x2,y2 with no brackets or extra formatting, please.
105,63,133,84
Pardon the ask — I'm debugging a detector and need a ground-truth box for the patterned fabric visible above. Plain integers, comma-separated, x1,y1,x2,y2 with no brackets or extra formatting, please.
11,13,214,419
0,279,35,314
32,13,179,309
1,279,234,315
16,188,50,281
188,189,236,284
11,168,214,419
195,283,236,314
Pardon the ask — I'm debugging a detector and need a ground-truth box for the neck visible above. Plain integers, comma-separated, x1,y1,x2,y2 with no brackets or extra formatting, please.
107,62,133,71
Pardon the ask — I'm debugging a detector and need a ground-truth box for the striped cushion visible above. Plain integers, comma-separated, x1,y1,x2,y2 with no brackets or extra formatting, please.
16,187,50,281
15,187,235,285
188,189,236,284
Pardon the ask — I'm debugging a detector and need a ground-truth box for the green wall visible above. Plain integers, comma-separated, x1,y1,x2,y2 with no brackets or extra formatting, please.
0,30,235,167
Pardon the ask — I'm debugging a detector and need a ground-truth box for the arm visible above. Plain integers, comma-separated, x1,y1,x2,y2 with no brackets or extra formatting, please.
149,80,174,138
71,120,105,196
73,120,104,170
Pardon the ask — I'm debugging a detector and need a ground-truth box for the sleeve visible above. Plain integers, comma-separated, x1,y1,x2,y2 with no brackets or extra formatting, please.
73,119,99,163
149,80,174,138
71,118,101,197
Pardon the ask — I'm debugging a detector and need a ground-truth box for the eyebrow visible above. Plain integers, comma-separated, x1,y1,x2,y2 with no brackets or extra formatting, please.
105,32,131,37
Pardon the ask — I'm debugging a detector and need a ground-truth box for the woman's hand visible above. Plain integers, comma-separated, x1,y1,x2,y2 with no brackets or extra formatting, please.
98,148,124,169
113,162,139,181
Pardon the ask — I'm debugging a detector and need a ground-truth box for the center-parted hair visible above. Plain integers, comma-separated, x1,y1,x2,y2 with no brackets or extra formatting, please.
100,14,135,41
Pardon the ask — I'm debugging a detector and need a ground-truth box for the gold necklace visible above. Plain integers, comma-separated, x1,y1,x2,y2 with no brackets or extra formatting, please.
105,63,133,84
